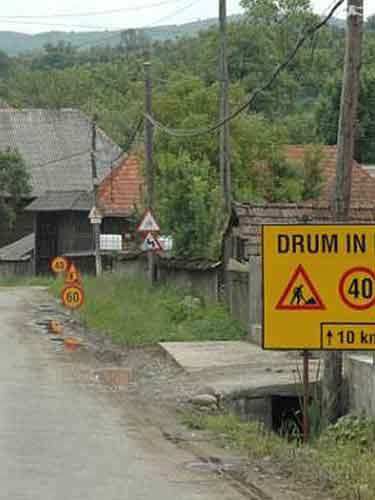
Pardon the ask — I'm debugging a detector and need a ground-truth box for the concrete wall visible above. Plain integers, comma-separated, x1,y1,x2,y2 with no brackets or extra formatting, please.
115,257,147,276
229,271,249,326
345,355,375,416
158,267,219,304
228,256,263,342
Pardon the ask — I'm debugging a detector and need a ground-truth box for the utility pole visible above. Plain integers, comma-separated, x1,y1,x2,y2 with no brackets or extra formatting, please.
324,0,363,423
144,58,156,284
91,116,102,277
219,0,232,301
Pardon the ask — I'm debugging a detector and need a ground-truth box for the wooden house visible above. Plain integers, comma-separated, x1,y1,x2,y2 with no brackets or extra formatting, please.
227,145,375,263
0,109,142,274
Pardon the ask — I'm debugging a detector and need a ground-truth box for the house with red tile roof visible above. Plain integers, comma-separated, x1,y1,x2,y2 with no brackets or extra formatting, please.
228,145,375,263
285,145,375,207
0,109,143,274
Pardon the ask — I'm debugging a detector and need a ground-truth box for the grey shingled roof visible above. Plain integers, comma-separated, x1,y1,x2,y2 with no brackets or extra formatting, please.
0,233,34,262
25,190,94,212
0,109,123,198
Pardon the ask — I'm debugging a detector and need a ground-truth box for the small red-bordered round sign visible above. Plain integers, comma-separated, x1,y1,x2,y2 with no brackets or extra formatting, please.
339,267,375,311
61,285,85,310
51,256,69,274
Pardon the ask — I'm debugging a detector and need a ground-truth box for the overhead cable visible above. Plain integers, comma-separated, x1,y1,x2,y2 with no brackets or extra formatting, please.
0,0,185,18
146,0,346,137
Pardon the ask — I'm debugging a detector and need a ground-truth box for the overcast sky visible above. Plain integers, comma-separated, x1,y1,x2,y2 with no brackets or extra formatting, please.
0,0,373,34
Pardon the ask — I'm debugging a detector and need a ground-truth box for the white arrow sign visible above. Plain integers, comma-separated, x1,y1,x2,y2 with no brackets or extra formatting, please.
141,232,163,252
137,209,160,233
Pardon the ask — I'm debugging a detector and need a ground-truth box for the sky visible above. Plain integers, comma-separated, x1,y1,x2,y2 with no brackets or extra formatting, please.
0,0,373,35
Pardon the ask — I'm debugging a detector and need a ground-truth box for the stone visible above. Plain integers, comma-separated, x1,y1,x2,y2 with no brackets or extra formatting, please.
191,394,217,407
95,368,133,387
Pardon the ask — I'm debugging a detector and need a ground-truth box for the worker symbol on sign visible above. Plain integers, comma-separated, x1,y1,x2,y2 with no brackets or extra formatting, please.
276,264,325,311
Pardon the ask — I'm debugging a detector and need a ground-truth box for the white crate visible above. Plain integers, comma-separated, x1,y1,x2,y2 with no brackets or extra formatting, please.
100,234,122,251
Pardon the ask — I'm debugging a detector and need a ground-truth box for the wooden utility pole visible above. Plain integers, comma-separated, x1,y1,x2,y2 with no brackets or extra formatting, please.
219,0,232,301
219,0,231,212
324,0,363,423
91,116,102,277
144,59,156,284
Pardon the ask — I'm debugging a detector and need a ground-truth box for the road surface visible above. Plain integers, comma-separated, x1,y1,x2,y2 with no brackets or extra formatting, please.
0,287,247,500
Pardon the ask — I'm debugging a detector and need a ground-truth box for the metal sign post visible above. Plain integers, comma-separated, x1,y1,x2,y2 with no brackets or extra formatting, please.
303,350,309,444
263,225,375,351
262,224,375,443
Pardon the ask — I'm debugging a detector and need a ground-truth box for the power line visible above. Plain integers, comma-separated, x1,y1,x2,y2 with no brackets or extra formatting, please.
0,0,185,19
0,0,202,42
67,0,202,50
0,19,115,31
146,0,346,137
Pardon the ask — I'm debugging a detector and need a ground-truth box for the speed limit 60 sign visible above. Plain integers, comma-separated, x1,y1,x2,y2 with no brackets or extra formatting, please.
61,285,85,310
263,225,375,351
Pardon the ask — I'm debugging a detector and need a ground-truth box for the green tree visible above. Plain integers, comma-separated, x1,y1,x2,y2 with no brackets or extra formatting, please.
0,50,10,79
157,152,221,259
315,64,375,163
366,15,375,32
0,149,31,227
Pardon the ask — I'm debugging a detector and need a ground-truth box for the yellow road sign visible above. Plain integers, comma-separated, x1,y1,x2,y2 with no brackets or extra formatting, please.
64,263,81,285
51,256,69,274
263,225,375,350
61,285,85,310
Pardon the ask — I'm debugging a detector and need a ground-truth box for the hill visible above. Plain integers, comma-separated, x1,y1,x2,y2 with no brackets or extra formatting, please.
0,15,349,57
0,17,234,56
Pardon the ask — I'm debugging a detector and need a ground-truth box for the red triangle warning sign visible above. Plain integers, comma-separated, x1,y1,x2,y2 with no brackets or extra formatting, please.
276,264,325,311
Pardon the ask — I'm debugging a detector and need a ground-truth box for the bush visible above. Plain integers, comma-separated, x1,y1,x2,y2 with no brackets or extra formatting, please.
54,273,246,346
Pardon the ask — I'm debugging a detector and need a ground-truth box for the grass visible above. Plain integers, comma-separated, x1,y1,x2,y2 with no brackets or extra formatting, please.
50,273,247,347
0,275,54,287
184,412,375,499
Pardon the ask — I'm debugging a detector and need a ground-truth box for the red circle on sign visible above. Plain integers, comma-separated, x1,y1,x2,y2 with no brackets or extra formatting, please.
339,267,375,311
51,256,69,274
61,285,85,310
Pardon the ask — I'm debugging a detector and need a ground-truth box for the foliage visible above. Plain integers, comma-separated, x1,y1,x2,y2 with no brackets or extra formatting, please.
0,148,31,228
300,146,325,199
184,412,284,458
186,409,375,499
0,0,371,256
0,276,54,287
320,413,375,449
315,56,375,163
0,50,10,79
55,273,246,346
156,152,221,259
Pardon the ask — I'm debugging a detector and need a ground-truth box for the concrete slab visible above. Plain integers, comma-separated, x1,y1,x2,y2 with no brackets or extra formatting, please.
159,341,321,399
160,341,304,372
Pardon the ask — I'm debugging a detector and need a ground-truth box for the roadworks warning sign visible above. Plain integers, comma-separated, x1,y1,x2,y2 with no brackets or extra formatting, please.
276,264,325,311
262,225,375,350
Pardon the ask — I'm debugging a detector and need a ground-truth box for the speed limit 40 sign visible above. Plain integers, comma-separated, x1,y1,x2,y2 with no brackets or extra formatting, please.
263,225,375,351
61,285,85,310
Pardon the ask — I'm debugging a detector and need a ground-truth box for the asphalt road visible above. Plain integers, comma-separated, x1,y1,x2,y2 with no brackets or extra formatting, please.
0,287,246,500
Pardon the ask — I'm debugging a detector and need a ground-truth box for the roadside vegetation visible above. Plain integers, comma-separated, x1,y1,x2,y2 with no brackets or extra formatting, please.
184,412,375,499
49,273,247,346
0,275,53,287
